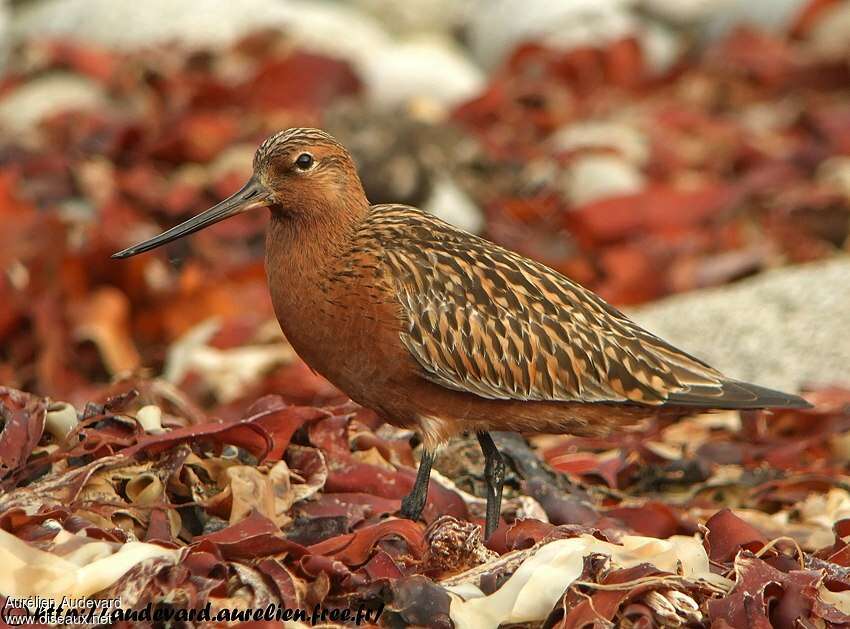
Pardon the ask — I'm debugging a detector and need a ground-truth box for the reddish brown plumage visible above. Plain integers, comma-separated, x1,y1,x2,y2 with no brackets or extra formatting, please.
114,127,811,534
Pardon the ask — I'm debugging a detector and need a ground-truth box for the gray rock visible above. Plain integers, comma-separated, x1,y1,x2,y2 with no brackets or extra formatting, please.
628,257,850,394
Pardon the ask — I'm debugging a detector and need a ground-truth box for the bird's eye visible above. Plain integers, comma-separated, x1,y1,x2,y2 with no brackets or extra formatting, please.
294,153,314,170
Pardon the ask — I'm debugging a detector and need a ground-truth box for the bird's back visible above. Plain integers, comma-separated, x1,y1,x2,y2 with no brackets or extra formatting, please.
359,204,809,412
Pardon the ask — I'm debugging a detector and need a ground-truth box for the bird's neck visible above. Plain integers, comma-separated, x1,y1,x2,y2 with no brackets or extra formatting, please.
264,199,369,348
266,197,366,271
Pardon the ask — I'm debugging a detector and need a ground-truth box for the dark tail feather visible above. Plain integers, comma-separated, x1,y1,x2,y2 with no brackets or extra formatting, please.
667,379,812,410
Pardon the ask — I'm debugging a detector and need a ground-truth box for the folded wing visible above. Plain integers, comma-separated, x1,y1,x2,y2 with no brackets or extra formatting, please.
373,206,809,410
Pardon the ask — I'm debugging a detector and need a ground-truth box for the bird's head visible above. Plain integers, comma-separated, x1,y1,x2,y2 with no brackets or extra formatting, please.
112,128,366,259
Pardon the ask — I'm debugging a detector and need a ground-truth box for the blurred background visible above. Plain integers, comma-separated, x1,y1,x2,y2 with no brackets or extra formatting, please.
0,0,848,414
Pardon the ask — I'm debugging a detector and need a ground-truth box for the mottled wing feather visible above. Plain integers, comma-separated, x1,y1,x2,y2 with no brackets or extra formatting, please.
363,205,741,407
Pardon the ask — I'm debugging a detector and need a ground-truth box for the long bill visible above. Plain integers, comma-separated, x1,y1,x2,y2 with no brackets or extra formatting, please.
112,177,270,258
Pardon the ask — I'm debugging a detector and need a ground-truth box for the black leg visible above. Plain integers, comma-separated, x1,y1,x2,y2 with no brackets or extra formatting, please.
400,449,435,521
477,431,505,539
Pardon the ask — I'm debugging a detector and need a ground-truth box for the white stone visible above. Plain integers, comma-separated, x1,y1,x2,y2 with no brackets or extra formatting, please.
563,154,646,206
468,0,682,76
11,0,483,109
469,0,636,69
423,175,485,234
0,0,10,71
13,0,294,50
348,0,475,36
266,1,393,67
698,0,809,40
0,72,106,134
640,0,723,23
358,36,485,109
638,20,683,75
806,1,850,59
818,156,850,201
551,120,650,166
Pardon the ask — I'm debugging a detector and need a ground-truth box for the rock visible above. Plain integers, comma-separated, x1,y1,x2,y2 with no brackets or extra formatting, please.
349,0,474,36
423,175,485,234
245,4,484,108
805,0,850,59
642,0,811,38
0,0,9,71
11,0,388,62
358,36,484,110
551,118,651,208
640,20,684,75
0,72,107,135
563,154,646,206
640,0,722,23
628,256,850,393
550,119,650,166
468,0,635,68
818,156,850,201
11,0,483,109
697,0,809,40
266,0,393,62
12,0,295,50
467,0,682,75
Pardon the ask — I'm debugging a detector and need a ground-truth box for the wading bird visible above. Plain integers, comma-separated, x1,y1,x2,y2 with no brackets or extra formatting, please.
114,128,811,538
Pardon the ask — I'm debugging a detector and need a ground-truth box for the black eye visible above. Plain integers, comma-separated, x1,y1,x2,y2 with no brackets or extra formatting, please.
295,153,314,170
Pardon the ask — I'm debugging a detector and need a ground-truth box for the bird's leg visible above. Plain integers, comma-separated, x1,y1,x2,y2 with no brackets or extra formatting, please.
476,431,505,539
400,449,435,521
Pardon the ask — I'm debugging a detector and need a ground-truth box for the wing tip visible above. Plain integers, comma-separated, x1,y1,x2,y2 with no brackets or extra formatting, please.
729,380,813,409
669,379,813,410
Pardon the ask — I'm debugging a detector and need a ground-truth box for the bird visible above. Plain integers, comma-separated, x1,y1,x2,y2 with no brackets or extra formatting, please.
113,128,811,539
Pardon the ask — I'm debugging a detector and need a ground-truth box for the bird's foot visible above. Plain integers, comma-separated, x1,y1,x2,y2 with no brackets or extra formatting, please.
400,491,427,521
477,431,506,540
399,449,435,522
